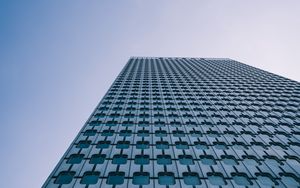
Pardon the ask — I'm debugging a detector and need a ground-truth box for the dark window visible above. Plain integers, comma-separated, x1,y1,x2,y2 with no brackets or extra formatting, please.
207,172,226,186
107,172,125,185
175,141,189,149
83,129,97,136
89,154,106,164
183,172,201,185
155,130,167,137
119,130,132,136
231,173,252,186
200,155,216,165
55,171,75,184
136,141,149,149
116,141,130,149
76,140,91,148
255,172,278,186
194,141,208,150
133,172,150,185
157,155,172,165
158,172,175,185
101,130,114,136
96,141,110,149
80,171,100,185
135,155,150,165
67,154,84,164
156,141,169,149
179,155,194,165
112,154,127,164
221,155,238,165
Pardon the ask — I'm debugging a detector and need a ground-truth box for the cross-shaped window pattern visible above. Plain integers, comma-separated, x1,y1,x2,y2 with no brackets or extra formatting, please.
43,57,300,187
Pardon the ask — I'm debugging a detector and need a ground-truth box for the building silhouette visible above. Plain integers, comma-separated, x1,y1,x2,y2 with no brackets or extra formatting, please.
43,57,300,187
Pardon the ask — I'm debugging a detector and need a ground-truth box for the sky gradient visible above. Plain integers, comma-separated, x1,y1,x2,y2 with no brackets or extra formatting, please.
1,1,300,187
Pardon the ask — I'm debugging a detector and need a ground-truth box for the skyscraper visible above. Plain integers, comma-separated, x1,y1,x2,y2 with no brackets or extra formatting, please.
43,57,300,187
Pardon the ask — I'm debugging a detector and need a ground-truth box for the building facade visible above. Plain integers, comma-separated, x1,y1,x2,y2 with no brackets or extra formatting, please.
43,57,300,187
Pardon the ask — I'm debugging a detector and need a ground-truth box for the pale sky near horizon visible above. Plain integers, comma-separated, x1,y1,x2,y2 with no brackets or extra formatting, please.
1,1,300,187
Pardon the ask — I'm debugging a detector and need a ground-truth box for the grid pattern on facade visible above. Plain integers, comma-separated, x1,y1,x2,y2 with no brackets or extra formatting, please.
43,57,300,187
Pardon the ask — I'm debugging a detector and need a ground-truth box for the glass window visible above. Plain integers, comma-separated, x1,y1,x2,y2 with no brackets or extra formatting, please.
96,141,110,149
133,172,150,185
135,155,150,165
175,141,189,149
67,154,84,164
80,171,100,185
77,140,91,148
156,141,169,149
136,141,149,149
280,173,300,187
107,172,125,185
83,129,97,136
221,155,238,165
116,141,130,149
157,155,172,165
179,155,194,165
194,141,208,150
55,171,75,184
112,154,127,164
232,173,252,186
158,172,175,185
200,155,216,165
89,154,106,164
256,173,278,186
183,172,201,185
207,172,226,186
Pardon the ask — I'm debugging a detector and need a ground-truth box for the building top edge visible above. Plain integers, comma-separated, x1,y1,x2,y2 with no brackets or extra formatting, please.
129,56,232,61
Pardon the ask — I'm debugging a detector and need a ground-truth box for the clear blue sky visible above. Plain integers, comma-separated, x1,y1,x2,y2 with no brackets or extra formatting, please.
1,1,300,187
